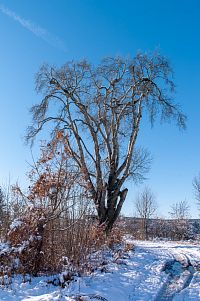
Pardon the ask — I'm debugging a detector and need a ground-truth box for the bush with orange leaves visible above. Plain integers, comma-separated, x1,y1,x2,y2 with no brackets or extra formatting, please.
0,205,47,276
0,134,126,279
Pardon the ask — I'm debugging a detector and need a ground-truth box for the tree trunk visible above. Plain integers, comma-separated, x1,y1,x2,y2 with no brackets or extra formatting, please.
32,219,45,276
144,220,148,240
97,188,128,234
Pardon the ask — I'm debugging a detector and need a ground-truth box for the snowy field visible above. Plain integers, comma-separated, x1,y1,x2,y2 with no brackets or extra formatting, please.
0,239,199,301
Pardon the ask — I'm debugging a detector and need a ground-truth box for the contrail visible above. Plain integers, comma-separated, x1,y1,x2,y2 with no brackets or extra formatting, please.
0,4,67,52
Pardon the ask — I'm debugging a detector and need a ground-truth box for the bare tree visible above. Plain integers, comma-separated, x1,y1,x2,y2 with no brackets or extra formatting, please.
26,53,186,232
0,186,10,238
193,174,200,210
135,187,157,239
169,200,190,240
169,200,190,220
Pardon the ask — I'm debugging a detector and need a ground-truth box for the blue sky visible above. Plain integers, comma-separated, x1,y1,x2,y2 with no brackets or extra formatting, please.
0,0,200,217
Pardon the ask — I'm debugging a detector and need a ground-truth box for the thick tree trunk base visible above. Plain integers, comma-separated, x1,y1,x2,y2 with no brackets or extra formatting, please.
97,188,128,234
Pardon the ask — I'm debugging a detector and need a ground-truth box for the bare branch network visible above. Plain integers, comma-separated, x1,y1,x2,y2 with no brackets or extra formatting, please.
27,53,186,232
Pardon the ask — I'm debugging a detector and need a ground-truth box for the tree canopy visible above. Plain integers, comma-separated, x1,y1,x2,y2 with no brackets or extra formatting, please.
27,53,186,232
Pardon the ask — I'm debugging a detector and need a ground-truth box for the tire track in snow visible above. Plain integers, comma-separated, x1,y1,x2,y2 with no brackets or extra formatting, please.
133,241,200,301
154,252,195,300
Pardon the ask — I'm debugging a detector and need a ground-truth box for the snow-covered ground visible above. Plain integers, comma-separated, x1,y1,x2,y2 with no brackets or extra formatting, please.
0,239,199,300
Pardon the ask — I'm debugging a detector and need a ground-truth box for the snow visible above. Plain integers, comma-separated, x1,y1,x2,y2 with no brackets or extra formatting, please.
0,240,199,300
9,220,23,231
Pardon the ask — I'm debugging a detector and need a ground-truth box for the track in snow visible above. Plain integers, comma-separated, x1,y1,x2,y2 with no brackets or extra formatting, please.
155,257,195,301
134,240,200,301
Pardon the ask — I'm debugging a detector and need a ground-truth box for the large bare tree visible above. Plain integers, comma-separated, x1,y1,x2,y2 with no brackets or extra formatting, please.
26,53,186,232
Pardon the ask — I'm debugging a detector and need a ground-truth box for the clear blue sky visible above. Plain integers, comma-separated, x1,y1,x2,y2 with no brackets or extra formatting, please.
0,0,200,217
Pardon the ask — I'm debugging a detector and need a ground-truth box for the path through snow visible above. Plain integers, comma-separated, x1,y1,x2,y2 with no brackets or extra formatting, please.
134,240,200,301
0,240,199,300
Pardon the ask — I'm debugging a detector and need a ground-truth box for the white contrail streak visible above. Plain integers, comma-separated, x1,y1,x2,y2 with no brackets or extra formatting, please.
0,4,67,51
